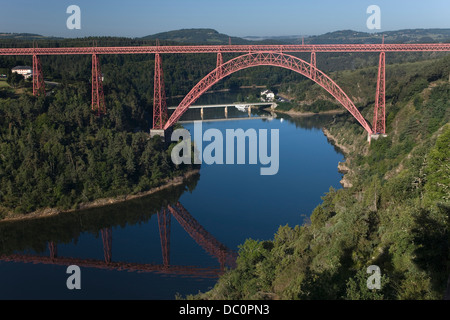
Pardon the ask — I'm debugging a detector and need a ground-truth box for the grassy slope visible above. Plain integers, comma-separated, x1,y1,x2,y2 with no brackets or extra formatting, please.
0,79,9,88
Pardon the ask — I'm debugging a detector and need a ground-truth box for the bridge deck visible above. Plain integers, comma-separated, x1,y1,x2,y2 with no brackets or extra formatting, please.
1,44,450,56
178,116,274,124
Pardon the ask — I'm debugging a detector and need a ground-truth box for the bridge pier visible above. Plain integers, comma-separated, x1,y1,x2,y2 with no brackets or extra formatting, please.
32,54,45,96
373,51,386,134
369,133,388,142
150,127,173,143
91,53,106,115
153,53,168,129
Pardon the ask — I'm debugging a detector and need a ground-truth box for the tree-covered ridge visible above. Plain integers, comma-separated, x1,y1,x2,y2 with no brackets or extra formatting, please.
0,173,199,255
302,29,450,45
140,28,255,45
0,80,197,217
192,55,450,300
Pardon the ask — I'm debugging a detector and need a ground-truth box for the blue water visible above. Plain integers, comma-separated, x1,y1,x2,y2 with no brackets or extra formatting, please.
0,112,344,300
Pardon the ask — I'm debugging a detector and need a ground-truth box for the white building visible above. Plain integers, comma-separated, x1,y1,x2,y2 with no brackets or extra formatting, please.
12,66,32,79
260,89,275,101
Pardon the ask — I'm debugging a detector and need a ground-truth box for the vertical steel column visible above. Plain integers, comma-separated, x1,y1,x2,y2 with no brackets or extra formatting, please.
32,54,45,96
157,208,171,267
216,52,223,80
152,53,168,129
310,51,317,80
91,54,106,115
373,51,386,134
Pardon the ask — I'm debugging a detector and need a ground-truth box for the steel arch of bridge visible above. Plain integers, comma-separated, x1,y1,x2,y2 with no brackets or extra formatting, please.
164,52,373,134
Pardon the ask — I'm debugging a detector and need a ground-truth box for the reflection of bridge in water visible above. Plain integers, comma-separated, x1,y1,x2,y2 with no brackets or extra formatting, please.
168,102,276,110
0,202,237,279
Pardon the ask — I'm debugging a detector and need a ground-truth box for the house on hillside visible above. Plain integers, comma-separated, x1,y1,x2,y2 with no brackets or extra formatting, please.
12,66,32,79
260,89,275,102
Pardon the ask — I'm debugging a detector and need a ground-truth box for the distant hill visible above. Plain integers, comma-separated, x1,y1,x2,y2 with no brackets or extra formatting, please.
0,33,62,40
243,35,309,42
2,28,450,45
141,28,450,45
299,29,450,44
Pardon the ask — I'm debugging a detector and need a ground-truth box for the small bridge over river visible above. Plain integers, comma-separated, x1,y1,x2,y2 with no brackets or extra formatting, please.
168,102,277,122
167,102,276,110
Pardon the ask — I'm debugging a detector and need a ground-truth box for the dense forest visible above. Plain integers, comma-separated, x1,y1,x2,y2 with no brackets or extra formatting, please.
0,38,206,217
0,83,199,216
191,53,450,300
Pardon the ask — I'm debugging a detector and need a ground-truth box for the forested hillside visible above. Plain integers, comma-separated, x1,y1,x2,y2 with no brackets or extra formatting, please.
0,32,449,299
0,83,200,216
0,38,206,216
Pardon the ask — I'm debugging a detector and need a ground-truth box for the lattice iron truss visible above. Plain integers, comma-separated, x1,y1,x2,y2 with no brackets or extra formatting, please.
4,43,450,134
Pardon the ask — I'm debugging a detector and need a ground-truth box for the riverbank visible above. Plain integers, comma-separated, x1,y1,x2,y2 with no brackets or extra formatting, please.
1,169,200,222
275,108,346,117
321,127,353,188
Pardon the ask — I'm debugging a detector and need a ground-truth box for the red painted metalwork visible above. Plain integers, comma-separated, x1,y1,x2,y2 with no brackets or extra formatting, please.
0,254,223,278
32,54,45,96
157,208,171,267
1,43,450,56
216,52,223,80
310,51,317,80
48,242,57,260
167,202,237,270
101,228,112,264
164,52,373,134
373,51,386,134
0,203,237,278
152,53,168,129
2,43,450,133
91,54,106,115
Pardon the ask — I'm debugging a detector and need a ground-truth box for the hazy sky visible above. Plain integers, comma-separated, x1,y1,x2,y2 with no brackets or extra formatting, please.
1,0,450,38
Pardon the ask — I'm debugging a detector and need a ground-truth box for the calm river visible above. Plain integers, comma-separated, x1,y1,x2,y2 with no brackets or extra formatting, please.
0,92,344,300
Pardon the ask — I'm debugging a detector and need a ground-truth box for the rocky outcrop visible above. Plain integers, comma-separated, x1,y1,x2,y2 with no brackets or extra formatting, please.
322,128,353,188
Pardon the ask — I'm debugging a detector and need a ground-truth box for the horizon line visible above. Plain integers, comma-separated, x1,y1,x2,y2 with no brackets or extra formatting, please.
2,27,450,41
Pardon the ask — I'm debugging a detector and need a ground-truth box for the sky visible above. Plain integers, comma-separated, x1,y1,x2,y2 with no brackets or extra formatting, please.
0,0,450,38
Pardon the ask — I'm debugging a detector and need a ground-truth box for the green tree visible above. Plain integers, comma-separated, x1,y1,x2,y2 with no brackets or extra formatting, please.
6,71,24,88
